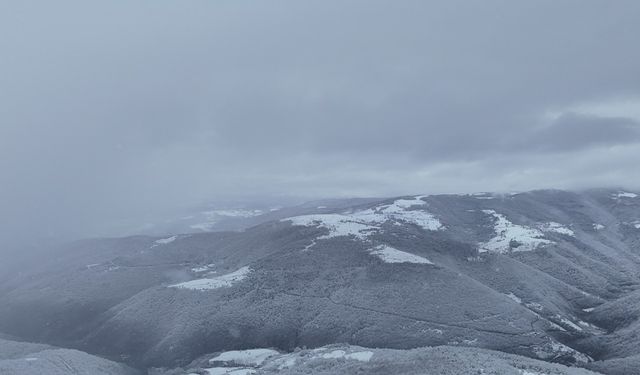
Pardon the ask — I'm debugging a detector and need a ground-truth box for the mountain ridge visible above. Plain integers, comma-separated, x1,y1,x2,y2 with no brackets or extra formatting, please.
1,188,639,374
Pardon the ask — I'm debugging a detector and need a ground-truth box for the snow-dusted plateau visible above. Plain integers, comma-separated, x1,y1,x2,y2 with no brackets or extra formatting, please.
2,188,640,374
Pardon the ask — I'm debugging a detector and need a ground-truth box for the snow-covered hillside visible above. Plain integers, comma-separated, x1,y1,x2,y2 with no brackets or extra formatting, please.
1,189,639,374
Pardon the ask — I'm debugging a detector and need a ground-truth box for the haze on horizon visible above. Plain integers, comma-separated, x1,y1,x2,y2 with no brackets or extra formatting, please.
1,1,640,248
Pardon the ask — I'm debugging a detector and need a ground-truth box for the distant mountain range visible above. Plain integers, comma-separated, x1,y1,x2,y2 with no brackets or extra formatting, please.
1,188,639,375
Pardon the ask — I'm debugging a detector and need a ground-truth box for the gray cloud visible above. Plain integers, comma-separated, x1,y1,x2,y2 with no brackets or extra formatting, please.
519,114,640,152
1,0,640,247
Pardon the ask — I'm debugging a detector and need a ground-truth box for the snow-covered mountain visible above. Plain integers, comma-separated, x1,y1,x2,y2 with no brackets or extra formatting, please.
1,188,639,374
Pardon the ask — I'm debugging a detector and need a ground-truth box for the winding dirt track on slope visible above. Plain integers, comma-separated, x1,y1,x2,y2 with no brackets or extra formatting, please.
280,291,526,337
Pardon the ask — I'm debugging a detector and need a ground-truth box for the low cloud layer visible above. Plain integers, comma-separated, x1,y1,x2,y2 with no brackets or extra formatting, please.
509,114,640,153
1,1,640,246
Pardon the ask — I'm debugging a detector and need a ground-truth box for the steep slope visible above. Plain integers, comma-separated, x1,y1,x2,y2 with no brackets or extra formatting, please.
0,337,138,375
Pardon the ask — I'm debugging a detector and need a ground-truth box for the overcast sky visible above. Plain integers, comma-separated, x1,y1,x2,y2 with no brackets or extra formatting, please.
1,1,640,244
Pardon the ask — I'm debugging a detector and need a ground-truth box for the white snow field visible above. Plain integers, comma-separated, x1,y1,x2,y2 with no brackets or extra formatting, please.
369,245,433,264
283,196,443,244
209,349,280,366
540,222,575,236
479,210,553,253
169,266,250,291
613,191,638,199
317,349,374,362
154,236,177,245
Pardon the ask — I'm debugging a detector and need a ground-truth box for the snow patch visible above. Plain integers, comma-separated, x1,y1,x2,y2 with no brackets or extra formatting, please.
613,192,638,199
370,245,433,264
191,222,218,231
447,338,478,346
283,196,443,245
345,351,374,362
506,293,522,304
520,371,548,375
170,267,250,291
422,327,444,335
273,354,297,370
469,192,495,199
533,339,591,363
210,349,279,367
320,350,346,359
287,214,378,240
209,209,264,218
316,349,373,362
382,196,427,210
555,315,583,332
155,236,177,245
203,368,256,375
525,302,543,311
593,223,605,230
191,263,215,273
522,304,567,331
539,222,574,236
479,210,552,253
377,196,443,231
582,307,595,312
